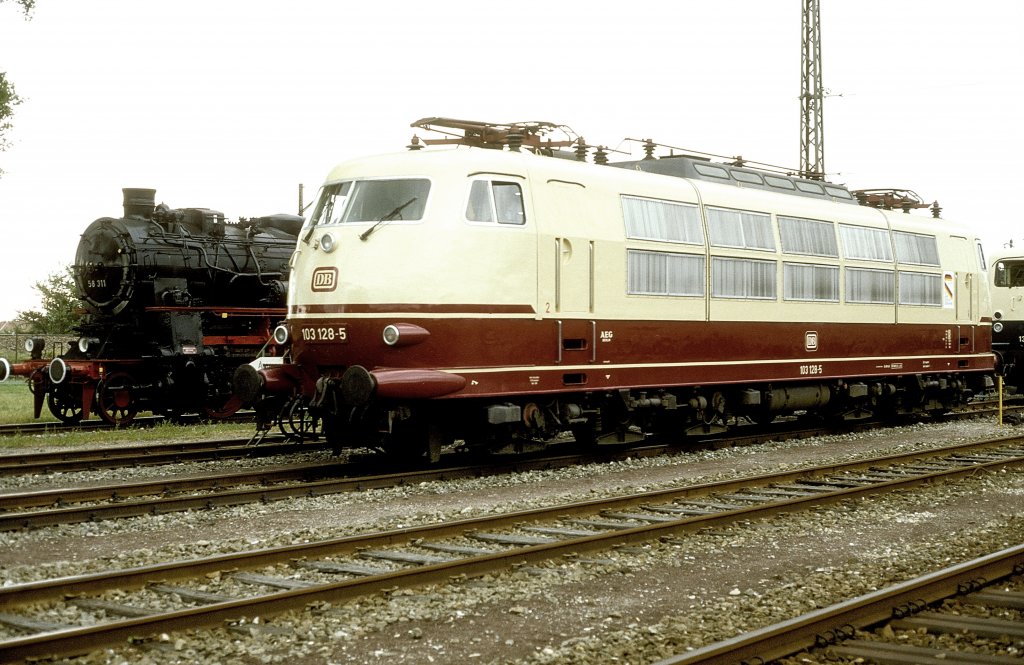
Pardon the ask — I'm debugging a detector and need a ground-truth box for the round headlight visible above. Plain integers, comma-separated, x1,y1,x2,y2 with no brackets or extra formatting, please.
49,357,68,384
320,232,336,253
993,321,1004,333
77,337,99,354
0,358,11,383
24,337,44,354
273,324,290,345
382,325,400,346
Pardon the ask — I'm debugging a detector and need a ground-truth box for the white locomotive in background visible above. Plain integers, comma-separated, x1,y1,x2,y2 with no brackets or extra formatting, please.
234,117,994,460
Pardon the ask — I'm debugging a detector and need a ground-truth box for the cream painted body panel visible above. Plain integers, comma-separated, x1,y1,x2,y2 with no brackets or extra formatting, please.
290,148,987,331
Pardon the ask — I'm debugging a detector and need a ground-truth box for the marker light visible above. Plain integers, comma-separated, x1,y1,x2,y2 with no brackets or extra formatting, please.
381,323,430,347
382,325,401,346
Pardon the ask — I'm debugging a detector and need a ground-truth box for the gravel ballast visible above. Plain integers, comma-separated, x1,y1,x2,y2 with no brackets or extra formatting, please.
2,418,1022,664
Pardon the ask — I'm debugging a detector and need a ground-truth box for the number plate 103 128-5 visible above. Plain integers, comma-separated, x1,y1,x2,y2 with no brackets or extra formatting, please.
300,326,348,342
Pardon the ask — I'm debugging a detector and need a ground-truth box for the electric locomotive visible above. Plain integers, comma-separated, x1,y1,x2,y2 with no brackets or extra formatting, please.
235,118,994,460
0,188,301,424
988,248,1024,389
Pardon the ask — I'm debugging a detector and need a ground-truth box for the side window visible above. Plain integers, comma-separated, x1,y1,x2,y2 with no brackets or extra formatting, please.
712,257,776,299
466,180,525,225
840,224,893,262
846,268,895,304
706,207,775,251
627,250,705,296
779,216,838,257
893,231,940,266
622,195,703,245
784,263,839,302
899,272,942,306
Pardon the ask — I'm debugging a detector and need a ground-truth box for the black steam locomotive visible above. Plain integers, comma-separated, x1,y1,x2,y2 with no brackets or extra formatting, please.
0,188,301,425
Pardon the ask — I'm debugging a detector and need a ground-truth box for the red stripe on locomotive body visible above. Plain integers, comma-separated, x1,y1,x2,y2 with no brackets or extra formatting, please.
288,314,994,399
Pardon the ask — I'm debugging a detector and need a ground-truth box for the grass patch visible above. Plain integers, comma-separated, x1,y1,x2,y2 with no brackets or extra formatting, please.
0,421,257,450
0,381,56,424
0,382,256,449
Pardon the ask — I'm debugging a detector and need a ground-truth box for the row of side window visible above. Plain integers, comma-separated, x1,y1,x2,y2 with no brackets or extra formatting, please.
622,194,940,265
627,249,943,305
622,194,946,305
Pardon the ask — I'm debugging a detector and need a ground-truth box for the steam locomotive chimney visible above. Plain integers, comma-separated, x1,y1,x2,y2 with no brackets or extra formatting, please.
122,188,157,219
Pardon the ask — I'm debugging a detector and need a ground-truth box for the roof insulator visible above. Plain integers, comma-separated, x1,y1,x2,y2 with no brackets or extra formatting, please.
575,138,588,162
642,139,656,160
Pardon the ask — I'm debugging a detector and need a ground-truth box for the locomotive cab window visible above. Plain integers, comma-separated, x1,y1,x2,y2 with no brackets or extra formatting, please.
994,260,1024,287
310,178,430,227
465,180,525,225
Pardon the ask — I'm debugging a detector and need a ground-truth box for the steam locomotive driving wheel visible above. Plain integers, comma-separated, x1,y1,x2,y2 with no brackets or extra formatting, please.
97,372,139,425
46,385,85,424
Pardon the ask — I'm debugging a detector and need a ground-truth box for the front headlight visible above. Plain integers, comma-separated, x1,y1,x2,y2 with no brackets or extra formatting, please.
319,232,337,253
273,324,290,345
49,357,68,384
24,337,44,354
78,337,100,353
993,322,1004,334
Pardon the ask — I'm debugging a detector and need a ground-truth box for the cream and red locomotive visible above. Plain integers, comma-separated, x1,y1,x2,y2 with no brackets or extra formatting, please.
235,118,994,459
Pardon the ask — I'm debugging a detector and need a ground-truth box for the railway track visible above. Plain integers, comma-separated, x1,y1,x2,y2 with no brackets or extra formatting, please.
0,417,1017,531
0,435,328,476
0,445,669,531
652,544,1024,664
1,435,1022,661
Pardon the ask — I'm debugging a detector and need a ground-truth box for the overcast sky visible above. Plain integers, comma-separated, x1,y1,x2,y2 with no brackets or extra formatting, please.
1,1,1021,320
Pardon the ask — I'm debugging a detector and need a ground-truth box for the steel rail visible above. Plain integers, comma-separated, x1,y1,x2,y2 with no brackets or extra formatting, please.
1,441,1023,661
0,437,324,476
650,544,1024,665
0,444,680,530
3,432,1021,531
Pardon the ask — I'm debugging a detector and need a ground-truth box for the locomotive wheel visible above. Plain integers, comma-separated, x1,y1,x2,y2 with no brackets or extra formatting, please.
47,387,85,424
97,372,139,426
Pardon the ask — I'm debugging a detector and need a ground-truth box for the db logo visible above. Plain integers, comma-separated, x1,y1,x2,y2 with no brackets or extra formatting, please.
311,267,338,292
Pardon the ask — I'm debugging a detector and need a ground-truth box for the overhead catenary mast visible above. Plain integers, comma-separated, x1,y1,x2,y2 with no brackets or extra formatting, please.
800,0,825,180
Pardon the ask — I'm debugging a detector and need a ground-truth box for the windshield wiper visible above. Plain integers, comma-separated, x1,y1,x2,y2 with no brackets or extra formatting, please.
359,197,417,241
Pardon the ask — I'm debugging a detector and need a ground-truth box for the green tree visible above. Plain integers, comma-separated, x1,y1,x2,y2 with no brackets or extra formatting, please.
16,266,83,334
0,0,35,176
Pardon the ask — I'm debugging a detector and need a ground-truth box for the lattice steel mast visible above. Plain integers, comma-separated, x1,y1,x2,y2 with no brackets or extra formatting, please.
800,0,825,180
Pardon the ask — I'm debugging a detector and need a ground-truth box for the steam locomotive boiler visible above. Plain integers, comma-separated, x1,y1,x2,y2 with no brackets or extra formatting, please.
0,188,302,425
